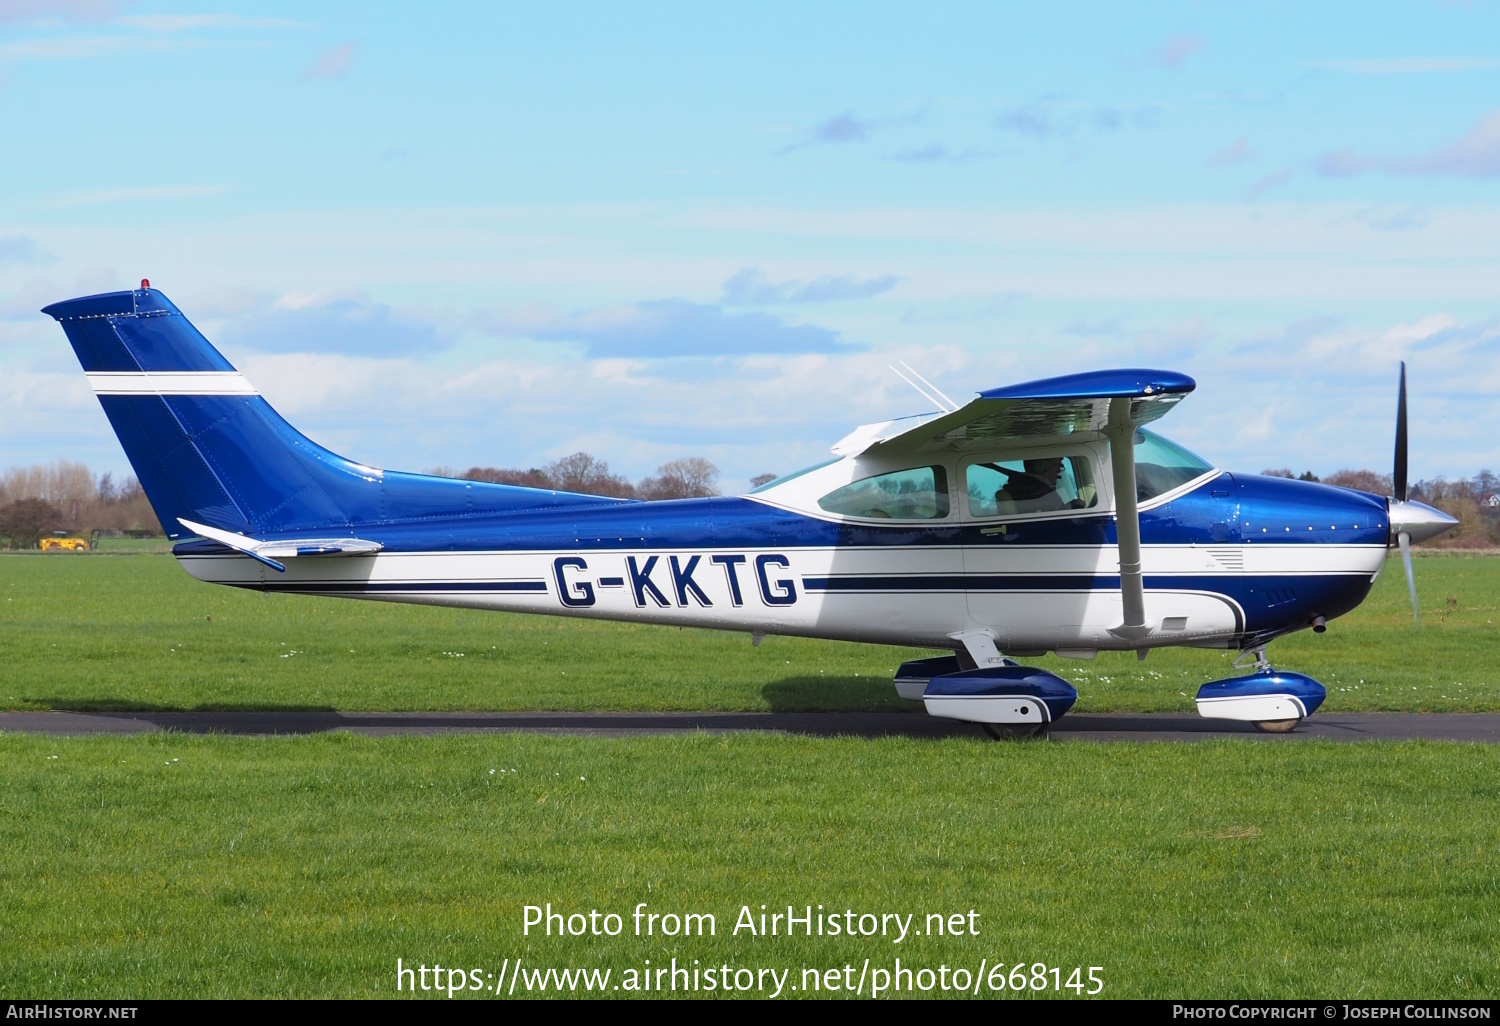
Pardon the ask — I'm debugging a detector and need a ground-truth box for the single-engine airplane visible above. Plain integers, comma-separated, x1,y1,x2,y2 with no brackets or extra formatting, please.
44,284,1458,735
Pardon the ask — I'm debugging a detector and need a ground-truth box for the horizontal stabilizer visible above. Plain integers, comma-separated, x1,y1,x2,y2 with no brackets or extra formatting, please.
179,518,383,573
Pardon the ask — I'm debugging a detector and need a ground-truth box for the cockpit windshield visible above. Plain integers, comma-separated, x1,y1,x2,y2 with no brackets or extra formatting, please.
1134,429,1215,500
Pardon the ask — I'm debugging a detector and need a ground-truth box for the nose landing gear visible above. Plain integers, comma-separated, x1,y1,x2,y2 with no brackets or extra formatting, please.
1195,647,1327,733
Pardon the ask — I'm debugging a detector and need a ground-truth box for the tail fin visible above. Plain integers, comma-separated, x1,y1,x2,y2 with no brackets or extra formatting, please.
44,286,619,539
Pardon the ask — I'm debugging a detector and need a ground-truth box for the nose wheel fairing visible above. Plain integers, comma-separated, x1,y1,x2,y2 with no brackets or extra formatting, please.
1194,670,1326,729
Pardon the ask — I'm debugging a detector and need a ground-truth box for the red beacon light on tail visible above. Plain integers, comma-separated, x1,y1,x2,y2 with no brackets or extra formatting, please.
140,278,150,290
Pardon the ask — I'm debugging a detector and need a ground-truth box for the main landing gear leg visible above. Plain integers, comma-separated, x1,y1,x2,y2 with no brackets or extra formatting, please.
1241,648,1296,733
1194,646,1328,733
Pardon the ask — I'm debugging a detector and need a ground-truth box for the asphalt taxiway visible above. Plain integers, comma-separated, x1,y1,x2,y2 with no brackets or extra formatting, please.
3,710,1498,742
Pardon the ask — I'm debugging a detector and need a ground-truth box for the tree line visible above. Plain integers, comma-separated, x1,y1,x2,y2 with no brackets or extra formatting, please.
3,456,1493,549
0,454,754,548
1262,467,1499,548
430,453,764,501
0,462,162,549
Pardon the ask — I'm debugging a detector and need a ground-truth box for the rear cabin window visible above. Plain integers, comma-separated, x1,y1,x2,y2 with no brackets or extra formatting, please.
817,466,950,520
966,454,1098,518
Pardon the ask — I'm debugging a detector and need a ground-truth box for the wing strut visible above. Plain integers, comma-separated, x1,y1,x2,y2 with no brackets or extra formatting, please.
1103,398,1149,642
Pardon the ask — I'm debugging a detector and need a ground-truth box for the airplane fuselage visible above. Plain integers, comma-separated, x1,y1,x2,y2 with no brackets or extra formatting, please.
175,471,1390,655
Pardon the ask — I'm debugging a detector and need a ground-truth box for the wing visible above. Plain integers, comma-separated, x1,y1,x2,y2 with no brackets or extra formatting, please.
831,368,1198,646
832,368,1195,456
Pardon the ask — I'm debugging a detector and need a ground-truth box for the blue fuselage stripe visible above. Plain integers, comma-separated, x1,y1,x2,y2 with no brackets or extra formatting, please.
801,573,1367,593
229,580,547,594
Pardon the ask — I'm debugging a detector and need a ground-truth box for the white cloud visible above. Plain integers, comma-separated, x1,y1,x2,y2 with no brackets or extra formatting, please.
52,184,232,207
721,267,900,305
993,98,1157,140
0,235,52,265
0,0,118,26
1150,33,1205,70
1353,207,1430,232
220,293,444,357
1245,167,1292,199
1207,138,1251,167
0,33,195,60
303,41,355,80
776,106,926,155
118,14,305,32
11,280,1500,487
1318,108,1500,179
1312,57,1500,74
891,143,992,164
900,291,1026,325
519,299,854,358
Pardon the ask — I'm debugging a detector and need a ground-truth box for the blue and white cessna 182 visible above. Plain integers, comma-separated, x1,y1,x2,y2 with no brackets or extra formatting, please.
45,284,1458,735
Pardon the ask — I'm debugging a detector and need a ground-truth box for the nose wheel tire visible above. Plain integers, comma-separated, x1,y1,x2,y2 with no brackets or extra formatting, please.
982,723,1047,740
1253,718,1301,734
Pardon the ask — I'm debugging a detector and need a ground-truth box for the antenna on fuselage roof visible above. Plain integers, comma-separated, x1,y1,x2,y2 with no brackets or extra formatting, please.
889,360,959,413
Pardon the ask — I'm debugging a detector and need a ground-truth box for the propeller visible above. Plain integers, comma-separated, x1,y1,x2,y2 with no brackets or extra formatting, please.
1394,362,1408,504
1385,361,1458,623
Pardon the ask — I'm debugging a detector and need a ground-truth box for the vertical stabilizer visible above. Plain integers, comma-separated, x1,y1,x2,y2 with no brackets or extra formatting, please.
44,286,625,539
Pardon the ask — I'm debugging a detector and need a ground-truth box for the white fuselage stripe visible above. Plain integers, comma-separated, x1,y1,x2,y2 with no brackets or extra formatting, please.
87,372,258,396
173,539,1386,651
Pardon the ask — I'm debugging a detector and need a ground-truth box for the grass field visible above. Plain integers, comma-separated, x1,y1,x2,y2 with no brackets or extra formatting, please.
2,553,1498,999
1,731,1496,999
87,537,177,554
1,552,1496,713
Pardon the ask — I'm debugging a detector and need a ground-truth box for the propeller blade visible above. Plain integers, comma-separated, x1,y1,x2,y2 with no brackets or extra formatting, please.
1398,530,1418,624
1394,362,1408,503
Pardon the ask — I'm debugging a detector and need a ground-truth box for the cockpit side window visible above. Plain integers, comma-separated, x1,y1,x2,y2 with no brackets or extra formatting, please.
817,465,950,520
966,453,1097,518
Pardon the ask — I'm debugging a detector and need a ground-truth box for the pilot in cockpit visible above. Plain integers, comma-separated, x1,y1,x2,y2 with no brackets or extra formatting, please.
994,457,1066,514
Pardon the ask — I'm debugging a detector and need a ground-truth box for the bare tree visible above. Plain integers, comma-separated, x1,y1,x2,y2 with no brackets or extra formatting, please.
637,457,720,500
545,453,636,498
749,472,778,488
461,466,553,489
0,499,63,549
1261,468,1294,479
0,461,160,535
1324,469,1394,496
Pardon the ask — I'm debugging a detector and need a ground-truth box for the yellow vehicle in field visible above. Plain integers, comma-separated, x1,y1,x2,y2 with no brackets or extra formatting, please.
39,537,89,552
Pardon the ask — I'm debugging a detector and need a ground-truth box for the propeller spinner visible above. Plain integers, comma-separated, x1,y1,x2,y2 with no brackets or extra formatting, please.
1385,362,1459,623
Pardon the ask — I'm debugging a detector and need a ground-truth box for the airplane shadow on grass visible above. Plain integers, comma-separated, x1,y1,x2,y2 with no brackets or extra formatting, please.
23,698,340,713
16,683,1277,739
759,675,915,713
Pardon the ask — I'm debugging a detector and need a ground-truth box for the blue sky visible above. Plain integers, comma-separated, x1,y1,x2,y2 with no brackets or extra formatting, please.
3,1,1499,490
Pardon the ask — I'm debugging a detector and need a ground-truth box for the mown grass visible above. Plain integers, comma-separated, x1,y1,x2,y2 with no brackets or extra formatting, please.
88,537,177,554
0,732,1495,999
1,552,1496,713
